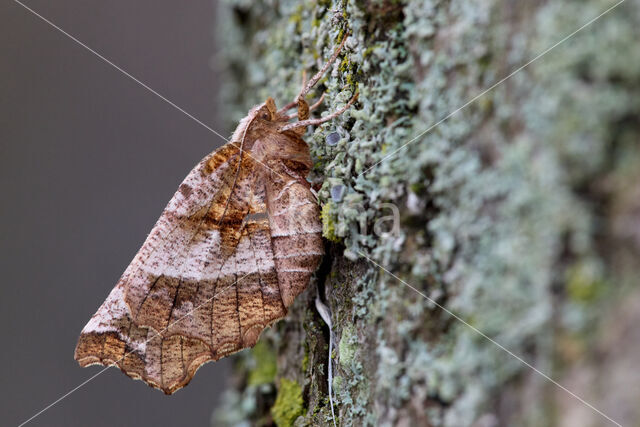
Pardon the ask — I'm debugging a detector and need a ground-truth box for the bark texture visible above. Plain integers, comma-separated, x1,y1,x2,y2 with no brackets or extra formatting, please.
212,1,640,426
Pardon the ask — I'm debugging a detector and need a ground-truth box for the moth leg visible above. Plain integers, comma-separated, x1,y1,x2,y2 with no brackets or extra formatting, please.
277,35,348,115
285,93,325,121
278,100,297,114
282,85,322,128
296,35,348,102
309,93,325,112
277,70,310,115
280,92,358,133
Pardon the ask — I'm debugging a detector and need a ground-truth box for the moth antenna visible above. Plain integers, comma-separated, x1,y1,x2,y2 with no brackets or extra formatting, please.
277,33,349,115
280,92,358,133
278,100,298,114
315,297,338,427
296,34,349,102
309,93,326,112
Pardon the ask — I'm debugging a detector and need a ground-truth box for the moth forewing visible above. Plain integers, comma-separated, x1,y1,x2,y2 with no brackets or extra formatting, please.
75,37,356,394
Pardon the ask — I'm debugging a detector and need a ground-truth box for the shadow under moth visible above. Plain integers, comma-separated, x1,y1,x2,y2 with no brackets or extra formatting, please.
74,37,357,394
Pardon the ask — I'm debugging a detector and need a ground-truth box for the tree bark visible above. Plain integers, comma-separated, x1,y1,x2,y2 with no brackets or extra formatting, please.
212,1,640,426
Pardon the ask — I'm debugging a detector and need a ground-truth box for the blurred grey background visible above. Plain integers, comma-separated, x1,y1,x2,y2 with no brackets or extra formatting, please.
1,1,230,426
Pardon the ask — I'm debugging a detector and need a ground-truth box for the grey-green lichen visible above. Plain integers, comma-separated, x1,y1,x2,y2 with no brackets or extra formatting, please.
214,0,640,425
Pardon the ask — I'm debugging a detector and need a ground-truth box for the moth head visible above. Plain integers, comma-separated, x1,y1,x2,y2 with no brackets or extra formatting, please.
236,97,312,171
231,98,284,144
254,97,278,122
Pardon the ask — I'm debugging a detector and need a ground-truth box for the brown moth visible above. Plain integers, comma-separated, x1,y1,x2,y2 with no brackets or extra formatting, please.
74,37,357,394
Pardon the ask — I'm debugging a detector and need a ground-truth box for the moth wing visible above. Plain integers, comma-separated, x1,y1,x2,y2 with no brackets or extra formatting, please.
266,163,324,307
76,142,253,393
75,143,323,394
74,281,213,394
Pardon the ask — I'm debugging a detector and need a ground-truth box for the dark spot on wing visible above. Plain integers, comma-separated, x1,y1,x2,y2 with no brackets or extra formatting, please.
179,184,193,198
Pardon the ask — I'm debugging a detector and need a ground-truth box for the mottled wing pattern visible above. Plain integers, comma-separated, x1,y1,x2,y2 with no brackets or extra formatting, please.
75,143,323,394
266,163,324,307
